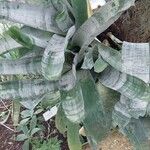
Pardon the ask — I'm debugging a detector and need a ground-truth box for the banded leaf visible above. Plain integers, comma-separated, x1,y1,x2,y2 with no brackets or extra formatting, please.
99,66,150,102
71,0,135,62
55,2,74,32
98,42,150,83
81,47,94,70
0,79,57,100
20,94,46,110
0,27,52,55
41,26,75,81
0,55,42,75
0,34,22,55
114,95,148,120
98,42,122,70
59,69,76,91
41,91,61,109
113,106,150,150
93,43,108,73
7,26,34,49
21,26,53,48
94,56,108,73
41,34,65,80
0,1,62,34
122,42,150,83
61,83,85,123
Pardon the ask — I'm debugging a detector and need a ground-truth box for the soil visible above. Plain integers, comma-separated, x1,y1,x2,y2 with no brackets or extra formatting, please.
83,131,133,150
0,101,22,150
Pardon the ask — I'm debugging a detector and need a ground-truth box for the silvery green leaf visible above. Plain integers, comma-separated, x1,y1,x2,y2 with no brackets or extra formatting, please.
7,26,34,49
72,0,135,62
20,94,45,110
115,95,148,120
0,34,22,55
61,83,85,123
112,105,131,131
59,70,76,91
113,109,150,149
0,55,42,75
0,1,62,34
0,27,52,55
55,4,74,32
41,26,75,81
81,47,94,69
98,42,122,70
41,34,65,80
21,26,53,48
70,0,88,28
96,81,120,128
55,104,67,134
41,91,60,108
98,42,150,83
67,120,82,150
0,79,57,100
20,118,30,125
99,66,150,102
122,42,150,84
78,71,109,146
94,55,108,73
21,109,33,118
30,115,37,131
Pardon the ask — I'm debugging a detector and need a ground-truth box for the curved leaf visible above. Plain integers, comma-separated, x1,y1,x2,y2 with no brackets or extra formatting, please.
99,66,150,102
31,128,41,136
41,34,66,80
0,55,42,75
0,1,62,34
70,0,88,28
7,26,34,49
0,34,22,55
71,0,135,62
21,26,53,48
41,26,75,80
0,27,52,55
55,2,73,32
98,42,150,83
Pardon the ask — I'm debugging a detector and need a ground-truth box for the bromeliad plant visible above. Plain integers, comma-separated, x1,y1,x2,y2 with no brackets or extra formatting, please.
0,0,150,149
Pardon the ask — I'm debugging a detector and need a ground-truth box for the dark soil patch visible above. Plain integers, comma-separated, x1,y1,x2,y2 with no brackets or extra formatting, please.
0,101,22,150
0,100,69,150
